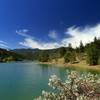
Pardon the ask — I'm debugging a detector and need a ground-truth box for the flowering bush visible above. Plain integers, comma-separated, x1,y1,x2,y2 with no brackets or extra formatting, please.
35,71,100,100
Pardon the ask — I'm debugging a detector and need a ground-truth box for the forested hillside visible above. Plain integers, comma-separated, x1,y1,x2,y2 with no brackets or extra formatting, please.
13,37,100,66
13,48,39,60
0,48,25,62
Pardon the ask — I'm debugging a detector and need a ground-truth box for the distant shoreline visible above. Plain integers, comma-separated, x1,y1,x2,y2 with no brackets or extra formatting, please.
38,61,100,71
0,60,100,71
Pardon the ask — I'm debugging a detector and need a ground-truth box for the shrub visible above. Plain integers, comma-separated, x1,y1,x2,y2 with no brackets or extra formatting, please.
35,71,100,100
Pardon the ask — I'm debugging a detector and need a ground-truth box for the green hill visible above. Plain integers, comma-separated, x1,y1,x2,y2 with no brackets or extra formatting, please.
0,48,25,62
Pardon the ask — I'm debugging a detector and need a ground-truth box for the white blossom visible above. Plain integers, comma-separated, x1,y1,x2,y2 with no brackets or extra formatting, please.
35,71,100,100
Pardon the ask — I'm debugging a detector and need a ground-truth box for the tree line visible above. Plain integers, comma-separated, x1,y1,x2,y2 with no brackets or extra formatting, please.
33,37,100,66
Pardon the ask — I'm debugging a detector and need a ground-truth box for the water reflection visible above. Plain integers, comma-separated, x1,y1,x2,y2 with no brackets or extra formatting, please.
0,62,99,100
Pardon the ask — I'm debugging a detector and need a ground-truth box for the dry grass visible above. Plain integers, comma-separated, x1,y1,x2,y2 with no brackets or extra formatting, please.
39,59,100,71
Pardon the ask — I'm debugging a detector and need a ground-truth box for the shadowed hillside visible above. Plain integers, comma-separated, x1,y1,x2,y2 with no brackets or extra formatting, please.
0,48,25,62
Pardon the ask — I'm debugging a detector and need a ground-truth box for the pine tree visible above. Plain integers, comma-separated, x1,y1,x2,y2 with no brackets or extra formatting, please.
87,44,99,65
79,41,84,53
68,43,73,51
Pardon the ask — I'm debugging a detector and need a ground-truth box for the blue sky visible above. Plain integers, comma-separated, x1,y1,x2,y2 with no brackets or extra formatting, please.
0,0,100,49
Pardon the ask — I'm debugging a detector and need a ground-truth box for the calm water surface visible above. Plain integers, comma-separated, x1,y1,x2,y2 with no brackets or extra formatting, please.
0,62,99,100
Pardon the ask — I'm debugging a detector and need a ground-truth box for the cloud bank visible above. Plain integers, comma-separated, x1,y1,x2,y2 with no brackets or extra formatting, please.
62,24,100,47
17,24,100,49
19,38,60,49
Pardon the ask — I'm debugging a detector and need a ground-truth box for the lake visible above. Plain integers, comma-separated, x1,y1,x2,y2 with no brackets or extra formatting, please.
0,62,99,100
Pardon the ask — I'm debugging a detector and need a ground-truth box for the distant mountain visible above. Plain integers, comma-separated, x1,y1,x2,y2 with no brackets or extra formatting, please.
12,48,39,60
12,47,68,61
13,48,39,54
0,48,25,62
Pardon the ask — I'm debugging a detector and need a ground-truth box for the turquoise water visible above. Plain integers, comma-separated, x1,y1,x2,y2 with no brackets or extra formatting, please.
0,62,99,100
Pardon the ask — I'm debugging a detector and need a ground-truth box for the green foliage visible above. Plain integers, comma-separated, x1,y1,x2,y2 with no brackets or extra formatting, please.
68,43,73,51
98,57,100,65
94,36,97,42
79,41,84,53
58,47,66,57
86,41,100,65
32,47,67,62
35,71,100,100
38,51,49,62
64,51,76,63
84,37,100,65
0,48,25,62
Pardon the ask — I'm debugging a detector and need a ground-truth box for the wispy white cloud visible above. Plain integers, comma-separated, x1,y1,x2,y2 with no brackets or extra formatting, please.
48,30,58,39
19,38,60,49
61,24,100,48
0,43,9,48
16,29,33,38
0,40,8,48
0,40,7,44
18,29,60,49
18,24,100,49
